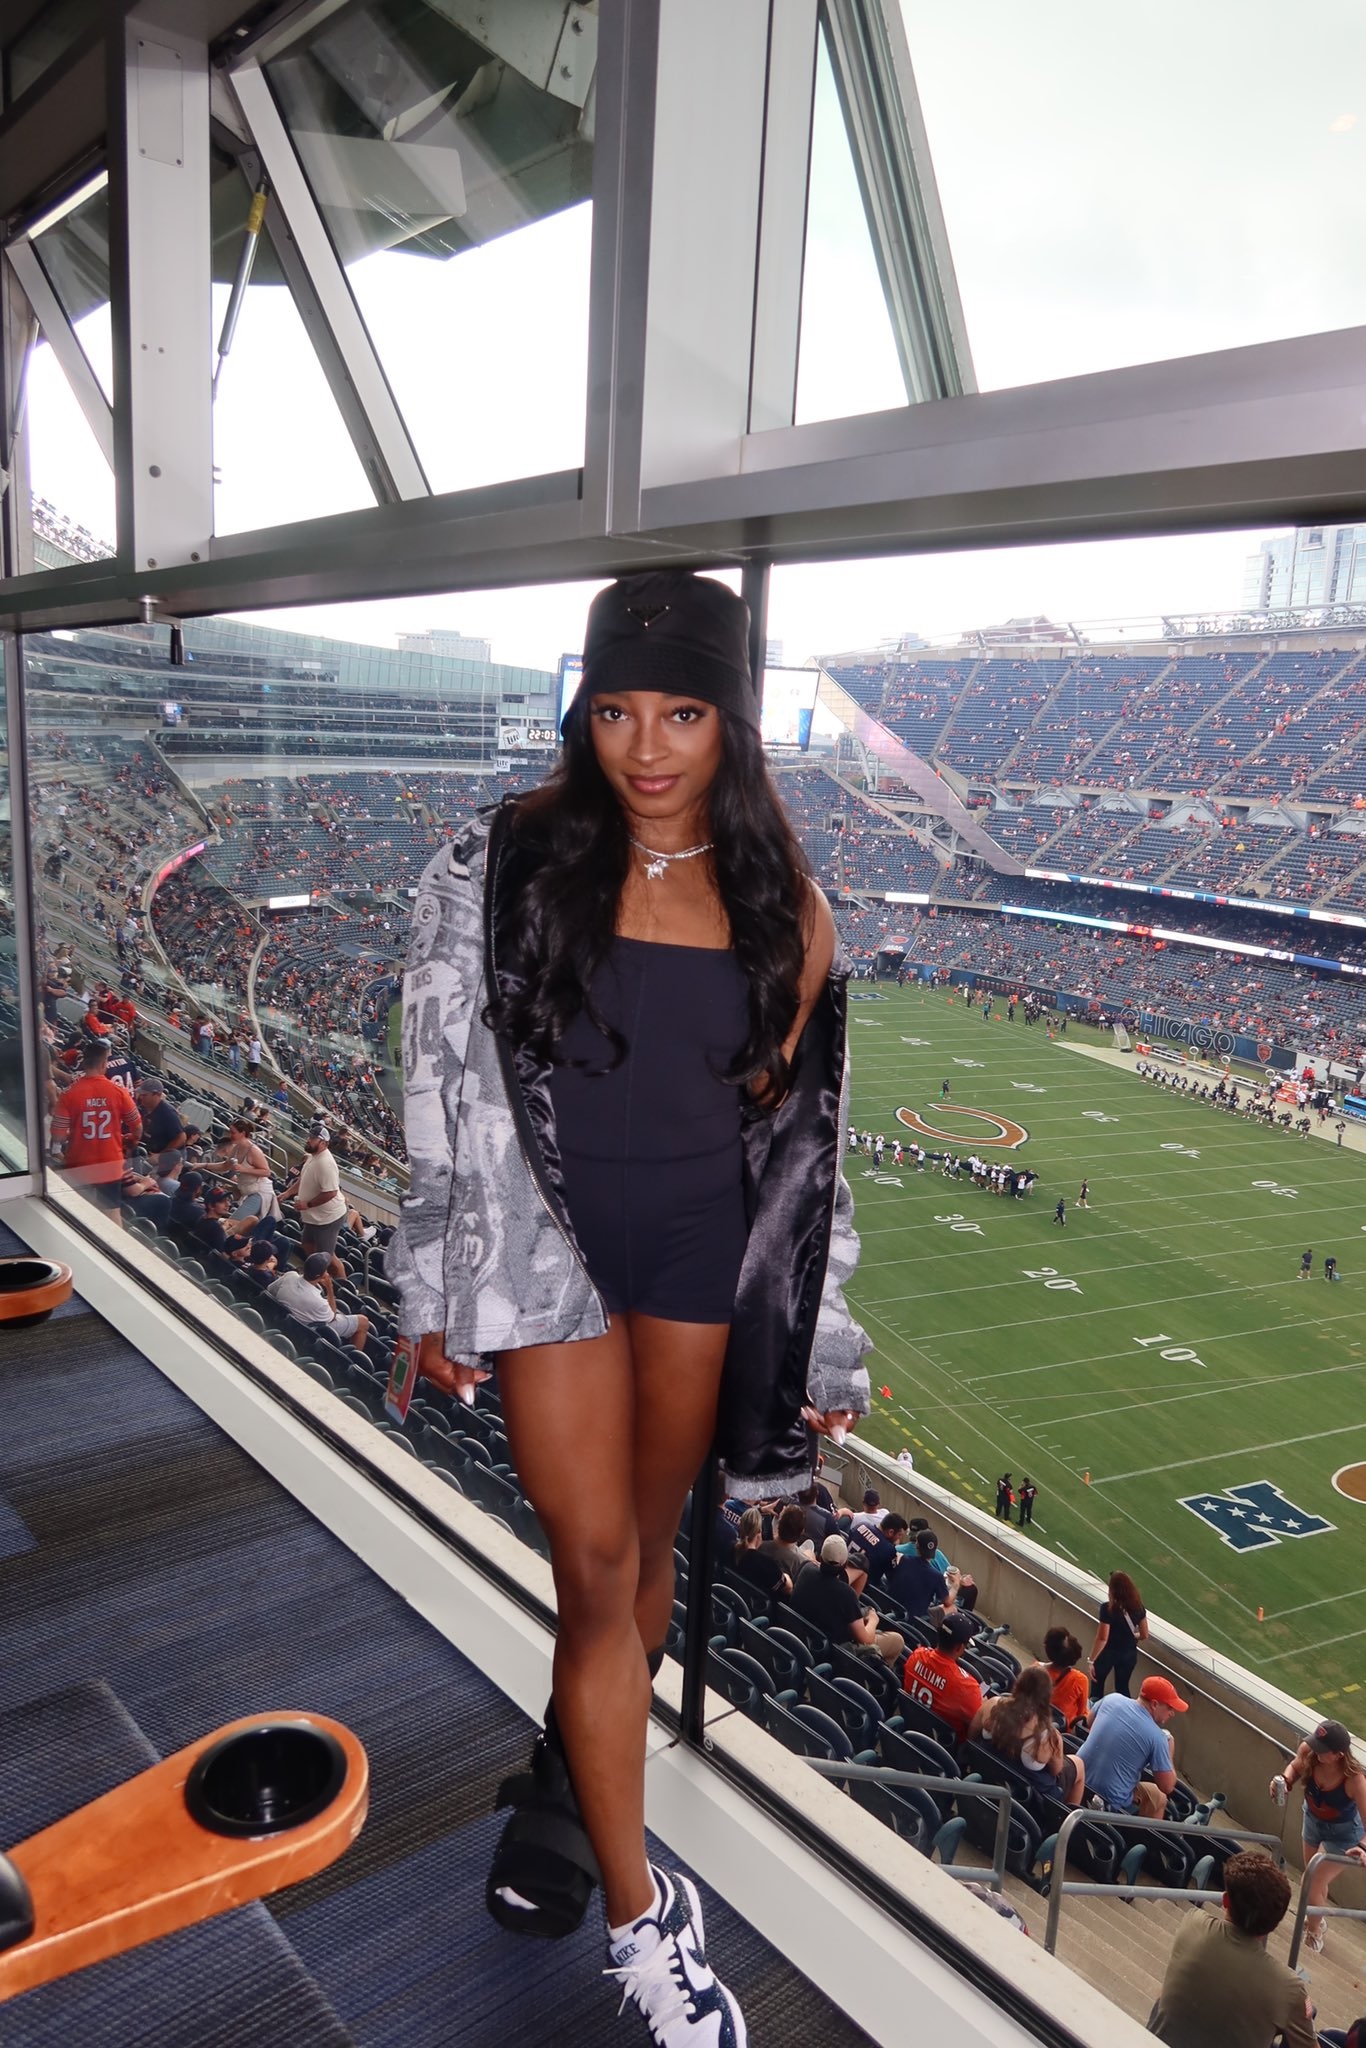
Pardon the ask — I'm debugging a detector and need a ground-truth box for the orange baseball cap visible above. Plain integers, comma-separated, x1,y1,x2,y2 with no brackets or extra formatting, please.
1139,1675,1188,1713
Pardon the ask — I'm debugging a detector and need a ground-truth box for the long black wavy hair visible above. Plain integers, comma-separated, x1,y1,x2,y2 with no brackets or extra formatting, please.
484,699,814,1108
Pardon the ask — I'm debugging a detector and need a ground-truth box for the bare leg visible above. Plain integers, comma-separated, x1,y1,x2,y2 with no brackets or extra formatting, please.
492,1319,659,1932
624,1314,730,1658
1306,1846,1334,1936
498,1315,733,1929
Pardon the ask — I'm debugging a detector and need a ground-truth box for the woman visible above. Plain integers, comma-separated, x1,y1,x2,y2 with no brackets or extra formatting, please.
730,1506,792,1605
1041,1627,1090,1731
390,572,871,2048
216,1115,282,1224
1270,1717,1366,1953
1090,1570,1148,1698
969,1666,1086,1807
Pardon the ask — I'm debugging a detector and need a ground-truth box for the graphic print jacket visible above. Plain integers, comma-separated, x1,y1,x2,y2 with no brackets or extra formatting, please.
387,803,873,1498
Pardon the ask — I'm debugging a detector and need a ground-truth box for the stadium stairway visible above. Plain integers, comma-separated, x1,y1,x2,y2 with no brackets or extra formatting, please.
999,1865,1366,2032
845,1571,1366,2030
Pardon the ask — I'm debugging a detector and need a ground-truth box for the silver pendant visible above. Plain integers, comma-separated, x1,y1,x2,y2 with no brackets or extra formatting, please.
644,856,667,880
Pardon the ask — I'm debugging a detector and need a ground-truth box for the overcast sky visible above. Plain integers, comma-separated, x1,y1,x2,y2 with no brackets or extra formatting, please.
25,0,1361,671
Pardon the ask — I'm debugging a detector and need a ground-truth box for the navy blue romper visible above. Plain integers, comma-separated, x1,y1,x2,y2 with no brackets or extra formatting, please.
547,938,750,1324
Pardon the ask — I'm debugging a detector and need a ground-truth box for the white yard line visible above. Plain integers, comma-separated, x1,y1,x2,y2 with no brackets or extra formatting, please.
1260,1619,1366,1664
855,1298,1254,1660
1018,1361,1360,1430
957,1311,1366,1386
1093,1419,1366,1485
1258,1583,1366,1624
876,1274,1339,1343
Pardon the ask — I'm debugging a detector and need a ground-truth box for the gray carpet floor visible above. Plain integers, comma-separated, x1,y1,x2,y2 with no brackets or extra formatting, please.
0,1236,874,2046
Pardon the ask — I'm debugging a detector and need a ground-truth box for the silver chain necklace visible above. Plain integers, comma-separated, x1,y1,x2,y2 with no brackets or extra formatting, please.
629,835,714,881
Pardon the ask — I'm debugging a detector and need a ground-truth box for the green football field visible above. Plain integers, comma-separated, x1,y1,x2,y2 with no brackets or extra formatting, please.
841,984,1366,1714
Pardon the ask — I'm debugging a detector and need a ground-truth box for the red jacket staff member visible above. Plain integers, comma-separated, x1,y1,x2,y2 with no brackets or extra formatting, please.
51,1042,142,1218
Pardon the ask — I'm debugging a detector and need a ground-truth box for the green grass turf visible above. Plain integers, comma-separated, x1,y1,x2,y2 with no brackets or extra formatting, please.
842,983,1366,1713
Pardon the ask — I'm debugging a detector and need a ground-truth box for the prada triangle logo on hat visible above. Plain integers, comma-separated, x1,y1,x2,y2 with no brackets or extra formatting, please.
563,572,759,734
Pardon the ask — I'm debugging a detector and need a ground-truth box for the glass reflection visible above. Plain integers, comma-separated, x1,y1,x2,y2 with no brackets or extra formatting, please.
30,177,111,400
26,611,562,1564
264,0,592,493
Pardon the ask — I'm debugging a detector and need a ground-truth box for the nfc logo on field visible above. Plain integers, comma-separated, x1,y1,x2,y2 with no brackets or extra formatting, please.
1178,1480,1334,1553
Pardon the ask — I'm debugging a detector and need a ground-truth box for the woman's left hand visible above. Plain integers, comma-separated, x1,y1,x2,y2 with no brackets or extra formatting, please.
802,1406,858,1443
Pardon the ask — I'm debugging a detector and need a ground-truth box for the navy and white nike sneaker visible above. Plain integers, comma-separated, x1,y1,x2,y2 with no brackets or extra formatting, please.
606,1866,746,2046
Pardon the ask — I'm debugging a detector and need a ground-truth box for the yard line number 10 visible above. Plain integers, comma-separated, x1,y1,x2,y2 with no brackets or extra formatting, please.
1133,1333,1208,1370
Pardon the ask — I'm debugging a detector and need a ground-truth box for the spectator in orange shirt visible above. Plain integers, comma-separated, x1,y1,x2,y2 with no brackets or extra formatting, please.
900,1612,983,1739
51,1042,142,1223
1042,1627,1091,1730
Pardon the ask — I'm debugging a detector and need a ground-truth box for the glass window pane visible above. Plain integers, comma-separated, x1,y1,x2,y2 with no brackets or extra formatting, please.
796,32,908,426
24,335,116,565
899,0,1366,389
211,158,375,535
263,0,593,493
6,0,97,105
30,177,111,400
25,586,598,1584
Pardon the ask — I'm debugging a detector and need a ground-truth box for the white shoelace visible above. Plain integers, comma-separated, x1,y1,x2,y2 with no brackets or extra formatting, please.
605,1941,694,2034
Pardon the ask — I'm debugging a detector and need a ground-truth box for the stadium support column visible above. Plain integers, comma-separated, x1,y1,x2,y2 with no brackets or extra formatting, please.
742,561,770,723
107,6,213,574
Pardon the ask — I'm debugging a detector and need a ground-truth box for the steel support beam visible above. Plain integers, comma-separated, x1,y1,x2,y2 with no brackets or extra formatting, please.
636,0,771,489
639,323,1366,561
580,0,661,542
748,0,819,436
108,9,215,572
0,256,36,579
228,61,430,503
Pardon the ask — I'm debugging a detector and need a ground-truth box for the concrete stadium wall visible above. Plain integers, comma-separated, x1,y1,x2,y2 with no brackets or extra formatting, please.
835,1436,1366,1897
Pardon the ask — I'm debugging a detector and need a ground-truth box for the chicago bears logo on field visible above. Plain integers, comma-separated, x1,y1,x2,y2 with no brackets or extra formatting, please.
895,1106,1029,1150
1178,1480,1334,1553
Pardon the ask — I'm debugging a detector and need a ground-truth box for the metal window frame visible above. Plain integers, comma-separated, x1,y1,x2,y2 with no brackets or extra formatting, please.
0,1,1362,619
107,7,215,573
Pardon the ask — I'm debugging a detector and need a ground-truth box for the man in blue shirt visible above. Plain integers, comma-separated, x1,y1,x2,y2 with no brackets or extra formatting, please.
884,1527,952,1617
846,1513,908,1590
1078,1674,1185,1816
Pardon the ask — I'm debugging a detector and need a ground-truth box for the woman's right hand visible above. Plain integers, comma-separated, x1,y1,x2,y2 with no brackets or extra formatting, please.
417,1333,490,1405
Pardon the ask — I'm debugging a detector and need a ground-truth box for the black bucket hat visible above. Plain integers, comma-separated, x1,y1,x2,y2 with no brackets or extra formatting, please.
563,571,758,733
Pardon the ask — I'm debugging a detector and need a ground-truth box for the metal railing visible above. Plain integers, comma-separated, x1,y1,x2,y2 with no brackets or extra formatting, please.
1287,1849,1366,1968
806,1758,1014,1892
1043,1808,1284,1954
